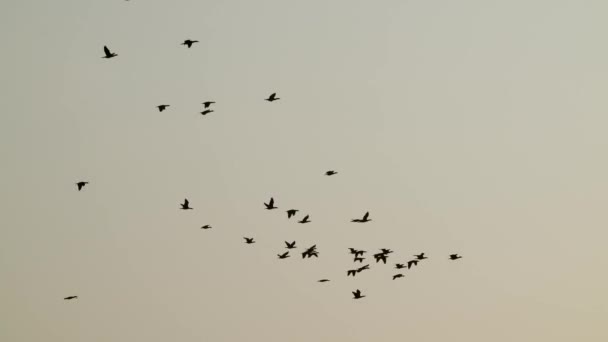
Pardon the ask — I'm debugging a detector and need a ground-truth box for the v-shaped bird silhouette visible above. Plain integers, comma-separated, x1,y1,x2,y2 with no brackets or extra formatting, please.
414,253,428,260
181,40,199,48
76,182,88,191
286,209,298,218
202,101,215,108
265,92,280,102
285,241,297,249
351,212,371,223
157,105,170,112
277,251,290,259
352,289,365,299
264,197,277,210
200,109,214,116
102,46,117,58
298,215,310,224
449,254,462,260
325,170,337,176
180,199,193,210
244,237,255,244
407,260,419,269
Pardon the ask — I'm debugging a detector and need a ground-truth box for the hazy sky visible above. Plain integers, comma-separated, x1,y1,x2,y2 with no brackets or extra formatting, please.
1,1,607,341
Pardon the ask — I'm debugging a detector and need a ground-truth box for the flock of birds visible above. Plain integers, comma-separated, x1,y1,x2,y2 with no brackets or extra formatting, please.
65,43,463,302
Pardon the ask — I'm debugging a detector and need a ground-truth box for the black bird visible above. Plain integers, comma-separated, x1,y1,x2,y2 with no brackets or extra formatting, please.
450,254,462,260
286,209,298,219
298,215,310,224
64,296,78,300
202,101,215,108
380,248,393,255
102,46,117,58
302,245,318,258
76,181,88,191
393,274,404,280
374,253,388,264
356,264,370,273
352,289,365,299
325,170,338,176
351,212,371,223
181,40,199,48
180,199,193,210
318,279,330,283
157,105,170,112
285,241,297,249
264,197,277,210
407,260,419,269
414,253,428,260
347,269,358,277
395,263,406,269
200,109,214,116
354,257,364,263
265,92,280,102
349,248,366,257
201,225,212,229
244,237,255,244
278,251,290,259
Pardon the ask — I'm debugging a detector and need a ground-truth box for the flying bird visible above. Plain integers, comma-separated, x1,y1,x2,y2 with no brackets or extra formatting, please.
374,253,388,264
347,269,358,277
76,181,88,191
201,225,212,229
414,253,428,260
395,263,406,269
200,110,214,116
157,105,170,112
285,241,297,249
64,296,78,300
356,264,370,273
181,40,199,48
449,254,462,260
380,248,393,255
393,274,404,280
202,101,215,108
351,212,371,223
407,260,419,269
265,92,280,102
277,251,290,259
286,209,298,219
264,197,277,210
298,215,310,224
325,170,338,176
352,289,365,299
102,45,117,58
354,257,364,263
180,199,193,210
349,248,366,257
318,279,330,283
244,237,255,244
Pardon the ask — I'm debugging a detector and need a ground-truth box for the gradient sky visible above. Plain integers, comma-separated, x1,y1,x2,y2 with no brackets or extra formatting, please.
1,1,607,341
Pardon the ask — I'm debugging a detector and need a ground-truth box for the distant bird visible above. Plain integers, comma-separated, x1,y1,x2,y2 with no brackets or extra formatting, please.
180,199,193,210
102,45,117,58
349,248,366,257
354,257,364,263
347,269,358,277
201,225,212,229
277,251,290,259
318,279,330,283
395,263,406,269
449,254,462,260
393,274,404,280
374,253,388,264
157,105,170,112
352,289,365,299
181,40,199,48
356,264,370,273
265,92,280,102
76,181,88,191
286,209,298,219
325,170,338,176
285,241,297,249
200,110,214,116
351,212,371,223
64,296,78,300
244,237,255,244
298,215,310,224
407,260,419,269
380,249,393,255
302,245,318,258
264,197,277,210
202,101,215,108
414,253,428,260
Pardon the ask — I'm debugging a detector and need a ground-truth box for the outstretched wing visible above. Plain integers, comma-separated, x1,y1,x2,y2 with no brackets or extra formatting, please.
363,212,369,220
104,46,111,56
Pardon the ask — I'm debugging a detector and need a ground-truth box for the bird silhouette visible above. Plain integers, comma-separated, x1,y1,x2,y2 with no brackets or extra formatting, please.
201,225,212,229
302,245,318,258
264,197,277,210
407,260,419,269
102,46,117,58
265,92,280,102
200,110,214,116
244,237,255,244
349,248,366,257
76,182,88,191
202,101,215,108
395,263,406,269
374,253,388,264
277,251,290,259
318,279,330,283
380,248,393,255
449,254,462,260
181,40,199,48
354,257,364,263
414,253,428,260
286,209,298,218
285,241,297,249
393,274,404,280
356,264,370,273
325,170,337,176
64,296,78,300
298,215,310,224
351,212,371,223
347,269,358,277
352,289,365,299
180,199,193,210
157,105,170,112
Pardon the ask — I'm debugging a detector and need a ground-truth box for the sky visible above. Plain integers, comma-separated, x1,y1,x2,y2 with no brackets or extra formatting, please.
1,0,607,341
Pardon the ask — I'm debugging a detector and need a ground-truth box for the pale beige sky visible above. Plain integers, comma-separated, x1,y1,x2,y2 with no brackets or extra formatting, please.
1,0,607,341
